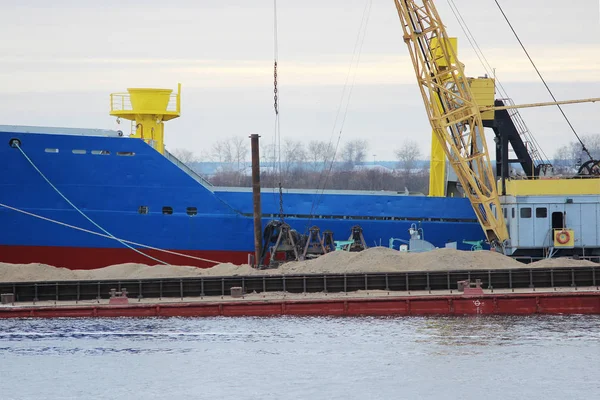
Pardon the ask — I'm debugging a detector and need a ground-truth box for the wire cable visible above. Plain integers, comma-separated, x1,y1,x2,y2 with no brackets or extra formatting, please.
305,0,373,230
446,0,551,165
0,201,222,264
14,143,168,265
493,0,592,161
273,0,285,218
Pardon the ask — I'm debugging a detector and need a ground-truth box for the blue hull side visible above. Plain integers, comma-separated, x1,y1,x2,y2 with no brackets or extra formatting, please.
0,130,484,268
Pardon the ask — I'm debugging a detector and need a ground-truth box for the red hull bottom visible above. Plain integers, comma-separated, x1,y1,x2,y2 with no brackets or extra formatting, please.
1,292,599,318
0,245,249,269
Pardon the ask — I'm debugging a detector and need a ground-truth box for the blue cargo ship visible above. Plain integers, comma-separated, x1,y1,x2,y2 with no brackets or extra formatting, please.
0,86,484,269
0,125,484,269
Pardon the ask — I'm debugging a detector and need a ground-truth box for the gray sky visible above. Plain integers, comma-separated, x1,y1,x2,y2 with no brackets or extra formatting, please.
0,0,598,161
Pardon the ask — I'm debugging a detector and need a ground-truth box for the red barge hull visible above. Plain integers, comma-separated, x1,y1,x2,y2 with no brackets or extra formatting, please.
1,291,599,318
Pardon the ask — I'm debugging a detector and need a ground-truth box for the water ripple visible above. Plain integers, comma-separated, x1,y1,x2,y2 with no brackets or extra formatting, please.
1,315,599,399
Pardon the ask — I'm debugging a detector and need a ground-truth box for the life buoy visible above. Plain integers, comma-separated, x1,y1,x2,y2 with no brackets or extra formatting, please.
556,230,570,245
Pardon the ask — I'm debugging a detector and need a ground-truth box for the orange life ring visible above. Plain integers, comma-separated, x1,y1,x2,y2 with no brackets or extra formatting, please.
556,230,570,245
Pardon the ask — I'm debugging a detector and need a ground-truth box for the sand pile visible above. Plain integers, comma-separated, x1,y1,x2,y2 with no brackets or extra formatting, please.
0,263,79,282
528,257,598,268
276,247,524,274
0,261,258,282
0,247,597,282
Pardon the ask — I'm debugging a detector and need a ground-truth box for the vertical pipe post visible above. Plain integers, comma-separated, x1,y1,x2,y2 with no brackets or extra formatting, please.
250,134,262,267
501,129,509,195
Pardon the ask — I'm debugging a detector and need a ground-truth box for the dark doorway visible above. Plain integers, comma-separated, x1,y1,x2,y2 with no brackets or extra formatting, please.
552,211,564,230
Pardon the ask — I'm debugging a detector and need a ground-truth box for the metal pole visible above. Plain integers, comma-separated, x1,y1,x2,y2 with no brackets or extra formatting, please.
250,134,262,267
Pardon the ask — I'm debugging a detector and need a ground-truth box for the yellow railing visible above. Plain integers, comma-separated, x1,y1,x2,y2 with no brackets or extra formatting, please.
110,93,133,112
110,92,179,113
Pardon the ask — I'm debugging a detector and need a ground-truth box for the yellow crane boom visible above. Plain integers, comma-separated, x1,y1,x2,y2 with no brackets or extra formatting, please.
393,0,509,249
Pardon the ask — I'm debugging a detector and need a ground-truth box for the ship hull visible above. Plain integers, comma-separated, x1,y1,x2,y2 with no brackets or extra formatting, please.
0,128,485,269
0,245,248,269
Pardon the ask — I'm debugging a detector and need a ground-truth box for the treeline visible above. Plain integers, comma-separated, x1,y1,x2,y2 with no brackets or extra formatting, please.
553,134,600,174
169,133,600,194
171,137,429,194
209,168,430,194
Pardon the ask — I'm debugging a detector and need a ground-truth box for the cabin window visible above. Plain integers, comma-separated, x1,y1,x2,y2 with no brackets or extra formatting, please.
138,206,149,214
72,149,86,154
186,207,198,216
91,150,110,155
520,207,532,218
116,151,135,156
512,208,515,218
45,148,59,153
162,206,173,215
535,207,547,218
503,208,507,218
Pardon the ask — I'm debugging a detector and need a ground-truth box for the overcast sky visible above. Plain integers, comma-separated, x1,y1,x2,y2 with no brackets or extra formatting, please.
0,0,598,161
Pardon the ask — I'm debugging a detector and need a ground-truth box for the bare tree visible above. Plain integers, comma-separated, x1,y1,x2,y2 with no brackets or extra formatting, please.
307,140,336,172
553,134,600,173
261,142,277,166
340,139,368,169
171,148,199,164
395,140,422,176
230,136,248,173
553,145,573,173
212,139,234,164
281,139,307,184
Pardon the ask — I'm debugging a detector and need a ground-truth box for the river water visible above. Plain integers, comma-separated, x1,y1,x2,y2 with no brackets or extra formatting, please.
0,316,599,399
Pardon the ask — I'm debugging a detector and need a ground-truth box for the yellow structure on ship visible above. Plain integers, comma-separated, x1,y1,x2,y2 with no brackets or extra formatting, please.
110,84,181,154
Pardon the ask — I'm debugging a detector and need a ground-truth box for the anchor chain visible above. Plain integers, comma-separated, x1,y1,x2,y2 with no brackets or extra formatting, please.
274,61,279,115
278,182,284,222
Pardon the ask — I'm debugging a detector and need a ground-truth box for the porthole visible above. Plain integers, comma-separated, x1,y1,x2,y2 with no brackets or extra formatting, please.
186,207,198,216
162,206,173,215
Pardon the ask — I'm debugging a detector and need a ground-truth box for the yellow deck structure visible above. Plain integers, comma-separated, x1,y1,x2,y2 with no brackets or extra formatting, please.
427,37,457,198
110,84,181,154
505,178,600,196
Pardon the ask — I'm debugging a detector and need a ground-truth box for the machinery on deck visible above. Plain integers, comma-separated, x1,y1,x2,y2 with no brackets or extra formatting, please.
260,220,302,268
346,225,368,252
389,223,456,252
301,226,330,260
463,240,484,251
394,0,600,258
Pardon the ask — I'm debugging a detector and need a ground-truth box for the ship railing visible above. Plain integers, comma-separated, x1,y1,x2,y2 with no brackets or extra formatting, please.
164,148,213,187
110,93,133,112
110,92,179,113
144,139,157,149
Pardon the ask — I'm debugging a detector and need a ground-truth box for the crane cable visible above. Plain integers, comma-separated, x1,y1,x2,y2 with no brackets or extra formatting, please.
446,0,551,165
305,0,373,230
273,0,285,221
493,0,593,161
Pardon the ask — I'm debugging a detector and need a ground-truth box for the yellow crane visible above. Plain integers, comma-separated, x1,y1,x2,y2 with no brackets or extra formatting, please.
392,0,600,251
393,0,509,249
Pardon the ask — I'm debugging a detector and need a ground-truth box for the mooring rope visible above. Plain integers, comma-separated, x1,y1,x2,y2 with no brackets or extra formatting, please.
0,201,222,265
11,143,220,266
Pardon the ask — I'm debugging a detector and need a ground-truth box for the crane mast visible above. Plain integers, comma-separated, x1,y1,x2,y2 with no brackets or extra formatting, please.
393,0,509,249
